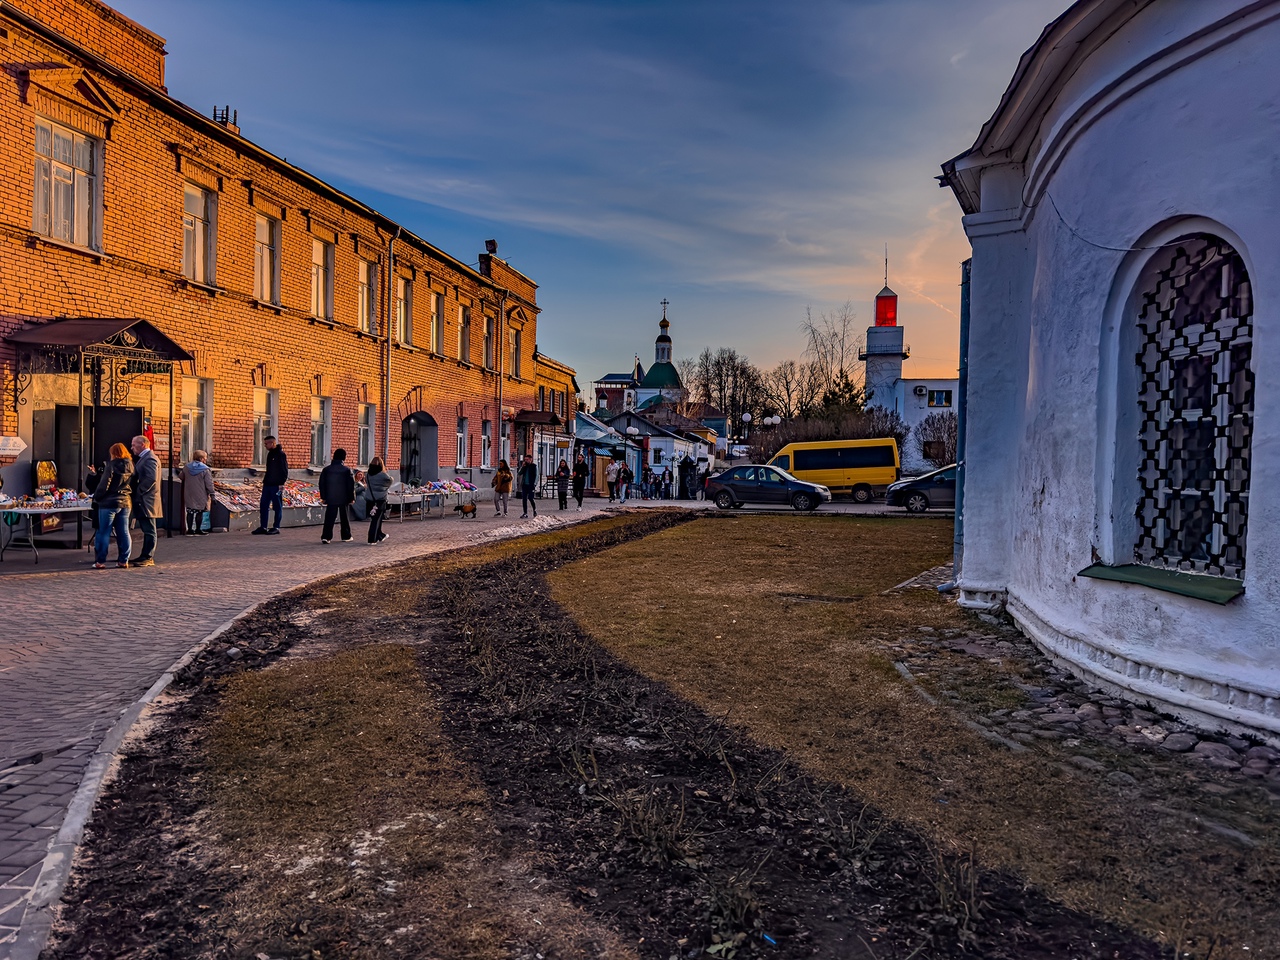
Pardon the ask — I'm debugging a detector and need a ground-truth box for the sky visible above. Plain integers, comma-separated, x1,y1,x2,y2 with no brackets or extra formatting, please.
110,0,1066,384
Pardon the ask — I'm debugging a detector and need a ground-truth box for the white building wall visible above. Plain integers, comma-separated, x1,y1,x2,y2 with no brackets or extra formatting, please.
958,3,1280,740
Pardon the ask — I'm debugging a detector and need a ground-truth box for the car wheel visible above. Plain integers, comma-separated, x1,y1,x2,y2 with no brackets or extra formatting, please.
905,492,929,513
715,491,735,510
851,484,872,504
791,492,815,512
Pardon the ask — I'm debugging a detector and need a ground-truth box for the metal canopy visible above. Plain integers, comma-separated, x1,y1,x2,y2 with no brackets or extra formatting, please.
514,409,561,426
6,317,194,361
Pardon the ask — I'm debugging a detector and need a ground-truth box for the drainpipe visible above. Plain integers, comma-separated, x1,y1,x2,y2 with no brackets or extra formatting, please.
495,288,508,460
382,226,400,462
939,258,971,593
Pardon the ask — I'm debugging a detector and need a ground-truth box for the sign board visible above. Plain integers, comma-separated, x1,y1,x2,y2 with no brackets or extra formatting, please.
153,434,171,452
0,436,28,457
152,384,171,408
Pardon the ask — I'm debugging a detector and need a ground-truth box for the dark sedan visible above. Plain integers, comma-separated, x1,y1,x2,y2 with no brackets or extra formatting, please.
706,464,831,511
885,464,957,512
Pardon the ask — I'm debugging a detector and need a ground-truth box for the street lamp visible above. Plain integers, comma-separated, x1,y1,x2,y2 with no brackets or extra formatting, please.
741,412,752,445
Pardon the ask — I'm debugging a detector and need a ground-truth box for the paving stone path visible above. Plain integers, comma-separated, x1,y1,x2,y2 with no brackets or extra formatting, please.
0,499,656,960
892,574,1280,800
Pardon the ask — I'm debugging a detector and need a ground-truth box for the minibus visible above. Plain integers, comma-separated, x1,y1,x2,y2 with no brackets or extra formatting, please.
767,438,899,502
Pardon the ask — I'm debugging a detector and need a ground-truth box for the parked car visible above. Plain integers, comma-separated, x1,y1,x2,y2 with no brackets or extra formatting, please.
706,464,831,511
885,465,957,512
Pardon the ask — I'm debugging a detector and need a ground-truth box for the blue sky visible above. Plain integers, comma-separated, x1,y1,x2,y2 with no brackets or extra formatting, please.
111,0,1064,383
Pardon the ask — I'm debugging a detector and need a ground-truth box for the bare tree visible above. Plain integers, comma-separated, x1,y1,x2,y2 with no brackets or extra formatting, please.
763,359,801,419
801,302,863,394
914,410,958,468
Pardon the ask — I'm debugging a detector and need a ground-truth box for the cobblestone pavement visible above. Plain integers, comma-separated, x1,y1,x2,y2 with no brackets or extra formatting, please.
0,498,671,959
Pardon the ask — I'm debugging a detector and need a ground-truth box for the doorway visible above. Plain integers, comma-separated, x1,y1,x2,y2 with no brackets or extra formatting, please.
400,412,439,484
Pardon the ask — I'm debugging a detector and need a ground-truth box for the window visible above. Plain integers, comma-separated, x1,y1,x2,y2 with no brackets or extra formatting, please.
481,420,492,468
793,445,896,471
182,184,216,284
1131,234,1254,578
357,403,376,467
459,305,472,362
252,388,278,466
430,292,443,354
501,421,510,463
254,215,280,303
395,277,413,344
538,385,545,411
33,117,97,249
484,315,495,369
310,397,332,468
357,261,377,334
310,239,334,319
928,389,953,408
456,417,468,468
510,329,523,378
181,378,212,462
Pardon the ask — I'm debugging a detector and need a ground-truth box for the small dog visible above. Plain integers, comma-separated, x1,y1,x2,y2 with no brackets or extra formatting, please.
453,502,478,519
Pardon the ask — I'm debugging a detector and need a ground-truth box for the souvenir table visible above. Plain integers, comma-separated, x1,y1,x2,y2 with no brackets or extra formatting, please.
0,494,94,562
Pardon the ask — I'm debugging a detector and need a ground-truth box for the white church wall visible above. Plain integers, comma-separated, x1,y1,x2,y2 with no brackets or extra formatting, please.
959,5,1280,739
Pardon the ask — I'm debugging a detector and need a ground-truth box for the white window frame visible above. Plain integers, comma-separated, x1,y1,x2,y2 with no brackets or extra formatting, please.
310,396,332,468
927,389,953,408
252,388,278,466
181,377,213,462
484,315,495,369
182,183,216,284
511,329,523,378
481,419,492,468
501,421,511,464
310,238,334,320
459,304,472,363
357,260,377,334
254,214,280,304
395,277,413,344
456,416,468,468
430,292,443,354
357,403,376,467
33,117,98,250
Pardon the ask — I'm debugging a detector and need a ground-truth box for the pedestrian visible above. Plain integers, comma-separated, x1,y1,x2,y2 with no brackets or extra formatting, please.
362,456,393,545
618,462,632,503
662,467,673,500
318,448,355,543
183,449,214,535
571,453,589,511
518,453,539,518
604,457,620,501
555,458,571,510
492,459,513,516
129,434,161,566
89,443,133,569
254,435,287,535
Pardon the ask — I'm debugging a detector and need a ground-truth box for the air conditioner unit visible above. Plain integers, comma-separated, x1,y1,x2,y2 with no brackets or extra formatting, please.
913,385,927,397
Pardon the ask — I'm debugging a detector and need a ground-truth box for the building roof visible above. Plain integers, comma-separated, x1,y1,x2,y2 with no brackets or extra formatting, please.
939,0,1154,215
640,361,682,390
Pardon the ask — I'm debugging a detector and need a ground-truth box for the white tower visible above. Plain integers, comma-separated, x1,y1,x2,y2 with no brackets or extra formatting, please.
859,269,909,411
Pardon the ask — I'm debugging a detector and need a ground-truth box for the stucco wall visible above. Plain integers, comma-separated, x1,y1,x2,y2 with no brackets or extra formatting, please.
958,2,1280,738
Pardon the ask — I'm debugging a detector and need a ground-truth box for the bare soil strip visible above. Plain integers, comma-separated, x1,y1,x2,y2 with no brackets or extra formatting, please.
44,511,1168,960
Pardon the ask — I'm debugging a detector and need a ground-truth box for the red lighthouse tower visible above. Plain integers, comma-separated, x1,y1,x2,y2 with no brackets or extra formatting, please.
874,284,898,326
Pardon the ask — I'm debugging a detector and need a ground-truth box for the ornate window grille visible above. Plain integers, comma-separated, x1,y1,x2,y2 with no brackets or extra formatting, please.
1134,235,1253,578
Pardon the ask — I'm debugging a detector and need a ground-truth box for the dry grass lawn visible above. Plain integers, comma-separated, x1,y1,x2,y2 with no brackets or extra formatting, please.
549,514,1280,958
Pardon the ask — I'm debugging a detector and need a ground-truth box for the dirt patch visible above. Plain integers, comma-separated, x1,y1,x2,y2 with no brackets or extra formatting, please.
45,511,1167,960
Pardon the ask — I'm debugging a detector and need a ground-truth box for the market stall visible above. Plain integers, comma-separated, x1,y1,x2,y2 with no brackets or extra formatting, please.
0,491,94,562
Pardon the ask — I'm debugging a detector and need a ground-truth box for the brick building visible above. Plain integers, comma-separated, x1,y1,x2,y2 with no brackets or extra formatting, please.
0,0,574,499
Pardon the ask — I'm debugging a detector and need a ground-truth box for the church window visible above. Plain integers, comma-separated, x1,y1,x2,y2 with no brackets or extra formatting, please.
1133,235,1253,578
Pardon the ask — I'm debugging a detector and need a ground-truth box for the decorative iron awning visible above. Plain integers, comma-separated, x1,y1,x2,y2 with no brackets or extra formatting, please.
513,410,562,426
6,317,194,411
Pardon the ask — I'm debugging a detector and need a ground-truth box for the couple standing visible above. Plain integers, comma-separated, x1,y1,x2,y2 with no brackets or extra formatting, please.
491,454,541,518
316,449,392,545
89,435,161,569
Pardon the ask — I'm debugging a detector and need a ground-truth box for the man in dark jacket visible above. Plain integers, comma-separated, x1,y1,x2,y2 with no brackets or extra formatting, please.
130,434,162,566
318,448,355,543
255,435,288,535
518,453,538,519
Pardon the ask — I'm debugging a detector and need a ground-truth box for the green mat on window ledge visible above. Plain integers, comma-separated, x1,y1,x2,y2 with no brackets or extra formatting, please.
1078,563,1244,605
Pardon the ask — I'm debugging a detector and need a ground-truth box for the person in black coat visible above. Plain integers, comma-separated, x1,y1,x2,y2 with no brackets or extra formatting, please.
254,435,288,535
129,434,162,565
518,454,538,519
318,448,355,543
89,443,134,568
571,454,589,511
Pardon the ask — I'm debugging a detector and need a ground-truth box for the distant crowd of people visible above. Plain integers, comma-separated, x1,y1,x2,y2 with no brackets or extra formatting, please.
81,437,705,569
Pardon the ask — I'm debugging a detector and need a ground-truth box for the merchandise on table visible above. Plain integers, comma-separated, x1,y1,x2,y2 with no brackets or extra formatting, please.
212,477,324,512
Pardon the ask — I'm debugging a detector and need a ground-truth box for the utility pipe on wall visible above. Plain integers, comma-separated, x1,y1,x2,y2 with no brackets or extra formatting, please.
382,227,401,462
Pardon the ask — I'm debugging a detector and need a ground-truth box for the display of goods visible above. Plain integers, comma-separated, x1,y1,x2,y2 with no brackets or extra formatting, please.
281,478,323,508
212,480,259,511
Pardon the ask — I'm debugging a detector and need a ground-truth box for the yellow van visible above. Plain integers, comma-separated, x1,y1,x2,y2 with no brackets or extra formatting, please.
767,438,899,503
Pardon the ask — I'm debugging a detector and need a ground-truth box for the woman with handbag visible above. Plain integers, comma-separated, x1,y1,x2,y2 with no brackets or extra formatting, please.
363,457,393,545
491,459,513,516
90,443,134,569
